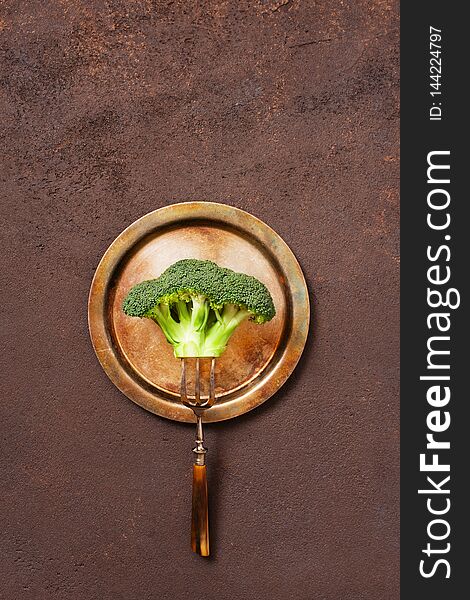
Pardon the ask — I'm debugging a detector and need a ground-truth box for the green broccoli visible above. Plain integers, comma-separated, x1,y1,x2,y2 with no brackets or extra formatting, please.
122,259,276,358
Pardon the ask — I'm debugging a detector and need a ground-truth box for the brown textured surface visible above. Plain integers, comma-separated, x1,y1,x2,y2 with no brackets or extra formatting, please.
0,1,399,599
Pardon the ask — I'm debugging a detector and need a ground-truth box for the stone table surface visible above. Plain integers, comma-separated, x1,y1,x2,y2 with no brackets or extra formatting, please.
0,1,399,599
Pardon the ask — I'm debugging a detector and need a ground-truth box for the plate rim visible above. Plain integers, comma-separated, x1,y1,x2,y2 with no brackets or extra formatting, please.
88,202,310,423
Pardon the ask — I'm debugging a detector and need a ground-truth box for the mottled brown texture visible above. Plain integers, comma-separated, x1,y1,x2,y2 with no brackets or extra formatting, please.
0,1,399,599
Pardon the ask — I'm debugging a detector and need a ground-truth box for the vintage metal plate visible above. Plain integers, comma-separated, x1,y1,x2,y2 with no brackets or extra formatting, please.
88,202,309,423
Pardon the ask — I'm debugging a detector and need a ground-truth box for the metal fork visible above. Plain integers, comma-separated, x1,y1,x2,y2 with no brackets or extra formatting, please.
180,357,216,557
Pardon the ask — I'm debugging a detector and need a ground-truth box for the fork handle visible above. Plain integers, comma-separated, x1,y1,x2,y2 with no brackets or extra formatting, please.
191,464,209,556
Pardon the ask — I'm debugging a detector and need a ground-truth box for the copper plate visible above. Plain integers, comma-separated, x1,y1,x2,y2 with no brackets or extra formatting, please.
88,202,309,423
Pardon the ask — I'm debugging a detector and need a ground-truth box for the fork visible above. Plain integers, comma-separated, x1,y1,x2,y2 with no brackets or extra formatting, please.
180,357,216,556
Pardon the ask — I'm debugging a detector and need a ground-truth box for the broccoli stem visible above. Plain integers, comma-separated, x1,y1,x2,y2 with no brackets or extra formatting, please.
203,304,250,356
147,300,250,357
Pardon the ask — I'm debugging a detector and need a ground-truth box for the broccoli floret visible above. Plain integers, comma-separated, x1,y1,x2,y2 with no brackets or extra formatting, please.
122,259,276,358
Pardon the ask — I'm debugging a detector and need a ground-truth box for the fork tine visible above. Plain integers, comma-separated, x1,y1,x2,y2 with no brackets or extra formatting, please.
208,357,216,407
180,357,216,409
180,358,188,405
195,357,201,404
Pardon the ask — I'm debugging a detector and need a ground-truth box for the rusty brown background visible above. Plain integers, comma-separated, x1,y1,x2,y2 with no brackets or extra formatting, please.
0,1,399,599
